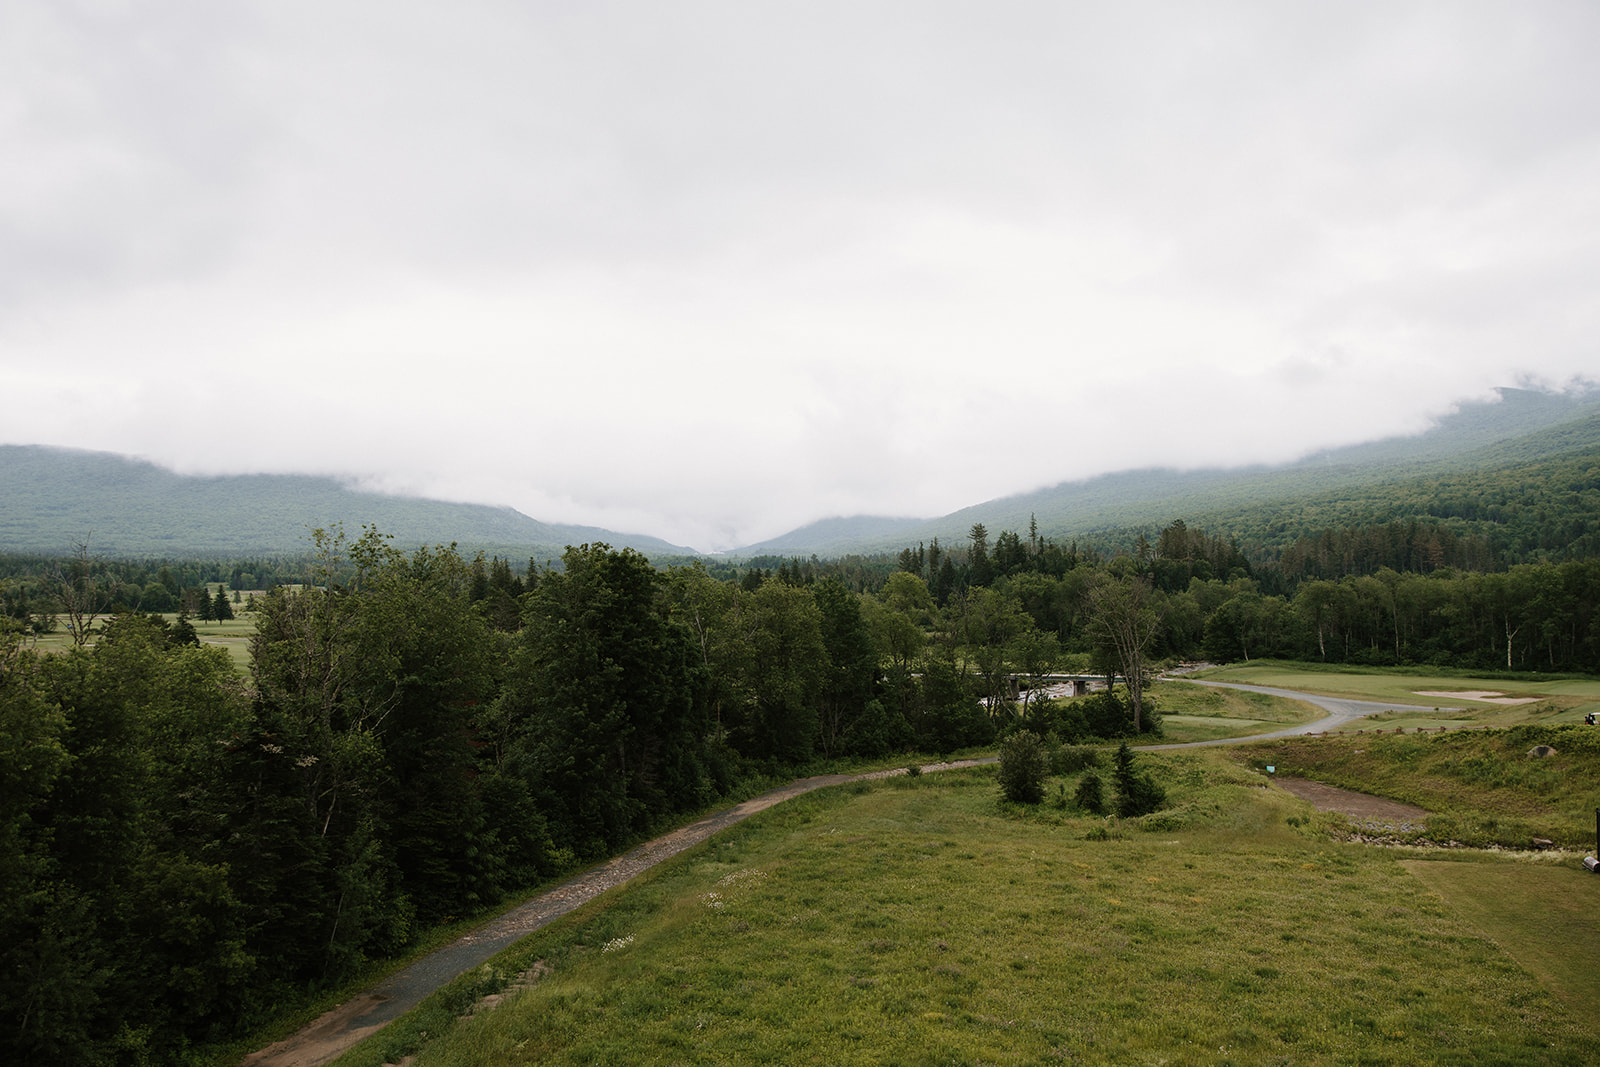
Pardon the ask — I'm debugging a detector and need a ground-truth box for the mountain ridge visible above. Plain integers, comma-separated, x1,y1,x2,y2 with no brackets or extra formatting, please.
4,385,1597,561
0,446,696,559
728,385,1600,557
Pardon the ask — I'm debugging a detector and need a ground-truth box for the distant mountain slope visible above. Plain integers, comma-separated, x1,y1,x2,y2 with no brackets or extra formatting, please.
8,386,1595,564
0,446,695,559
732,386,1600,557
729,515,930,558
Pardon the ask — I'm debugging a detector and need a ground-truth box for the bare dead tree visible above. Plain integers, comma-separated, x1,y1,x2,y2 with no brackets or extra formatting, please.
52,536,113,647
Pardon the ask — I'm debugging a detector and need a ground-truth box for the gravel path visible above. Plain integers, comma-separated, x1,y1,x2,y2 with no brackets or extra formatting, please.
239,759,995,1067
242,681,1428,1066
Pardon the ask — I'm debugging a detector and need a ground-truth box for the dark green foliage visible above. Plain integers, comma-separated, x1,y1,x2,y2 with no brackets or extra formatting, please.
1070,689,1144,739
0,617,272,1061
842,698,912,759
170,613,199,646
916,654,993,754
1073,770,1108,814
504,543,708,857
213,585,234,621
997,729,1048,804
1050,744,1101,775
813,578,878,758
1112,742,1166,818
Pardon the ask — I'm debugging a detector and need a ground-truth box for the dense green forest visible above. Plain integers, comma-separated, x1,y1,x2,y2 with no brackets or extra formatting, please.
3,506,1600,1063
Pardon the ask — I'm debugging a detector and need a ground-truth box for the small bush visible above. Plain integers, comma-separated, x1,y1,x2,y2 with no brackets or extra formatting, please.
1074,770,1107,814
1052,744,1101,775
998,730,1049,804
1112,742,1166,818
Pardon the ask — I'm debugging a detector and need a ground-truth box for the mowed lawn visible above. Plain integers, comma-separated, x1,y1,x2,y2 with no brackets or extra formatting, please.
340,761,1596,1067
1403,859,1600,1020
1149,678,1324,743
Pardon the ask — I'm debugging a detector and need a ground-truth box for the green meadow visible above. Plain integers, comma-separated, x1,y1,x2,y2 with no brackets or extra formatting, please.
334,740,1600,1067
33,608,260,670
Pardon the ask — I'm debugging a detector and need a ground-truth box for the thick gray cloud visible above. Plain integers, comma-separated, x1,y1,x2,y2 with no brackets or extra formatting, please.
3,2,1597,550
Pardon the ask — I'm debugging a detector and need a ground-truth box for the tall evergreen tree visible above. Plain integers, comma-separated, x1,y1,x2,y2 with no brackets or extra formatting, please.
503,544,706,857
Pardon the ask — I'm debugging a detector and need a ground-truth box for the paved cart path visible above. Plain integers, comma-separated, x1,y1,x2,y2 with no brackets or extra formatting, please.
1138,680,1453,750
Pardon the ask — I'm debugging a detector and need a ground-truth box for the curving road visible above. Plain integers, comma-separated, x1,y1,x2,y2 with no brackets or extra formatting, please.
1139,680,1455,750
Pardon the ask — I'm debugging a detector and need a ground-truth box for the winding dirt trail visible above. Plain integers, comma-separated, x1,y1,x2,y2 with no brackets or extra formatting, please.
239,760,995,1067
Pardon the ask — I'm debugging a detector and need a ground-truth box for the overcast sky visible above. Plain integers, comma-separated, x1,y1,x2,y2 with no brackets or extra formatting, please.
3,2,1597,551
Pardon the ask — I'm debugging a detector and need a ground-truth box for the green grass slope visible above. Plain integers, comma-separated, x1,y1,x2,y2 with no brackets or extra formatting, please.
331,743,1599,1067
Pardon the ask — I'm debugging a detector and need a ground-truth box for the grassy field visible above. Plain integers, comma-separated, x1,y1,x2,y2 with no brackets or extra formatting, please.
30,610,259,670
333,748,1599,1067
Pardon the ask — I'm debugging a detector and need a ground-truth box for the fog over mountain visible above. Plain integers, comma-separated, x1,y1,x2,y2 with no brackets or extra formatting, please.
6,385,1596,561
4,5,1600,549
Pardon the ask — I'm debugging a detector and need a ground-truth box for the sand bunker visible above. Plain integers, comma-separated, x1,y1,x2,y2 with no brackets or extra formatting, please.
1413,690,1540,705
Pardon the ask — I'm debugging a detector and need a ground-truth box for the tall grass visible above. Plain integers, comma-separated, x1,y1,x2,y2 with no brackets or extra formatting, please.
337,755,1593,1066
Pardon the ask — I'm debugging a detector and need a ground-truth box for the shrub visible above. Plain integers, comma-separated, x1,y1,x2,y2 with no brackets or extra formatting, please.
1051,744,1101,775
1112,742,1166,818
1074,770,1107,814
997,730,1048,804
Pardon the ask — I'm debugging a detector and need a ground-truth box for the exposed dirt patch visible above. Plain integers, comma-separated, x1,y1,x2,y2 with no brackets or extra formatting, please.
240,996,393,1067
1273,777,1428,820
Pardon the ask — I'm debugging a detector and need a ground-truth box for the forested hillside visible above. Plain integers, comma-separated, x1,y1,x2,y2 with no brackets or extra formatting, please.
6,388,1596,564
0,445,693,559
735,386,1600,560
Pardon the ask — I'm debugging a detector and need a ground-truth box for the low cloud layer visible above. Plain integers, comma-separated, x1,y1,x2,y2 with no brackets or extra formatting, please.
4,3,1597,550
